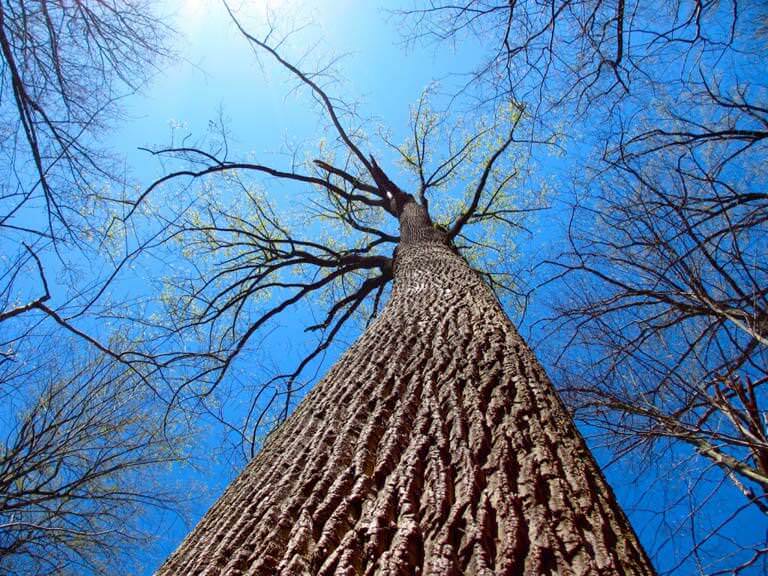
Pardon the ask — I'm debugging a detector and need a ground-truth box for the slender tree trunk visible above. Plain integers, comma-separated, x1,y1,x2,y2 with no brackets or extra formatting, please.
158,202,655,575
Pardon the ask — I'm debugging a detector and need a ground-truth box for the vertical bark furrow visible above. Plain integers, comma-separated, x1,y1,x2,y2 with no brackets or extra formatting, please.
158,208,654,575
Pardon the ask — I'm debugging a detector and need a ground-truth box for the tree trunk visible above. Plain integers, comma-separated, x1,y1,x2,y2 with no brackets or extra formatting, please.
157,201,655,575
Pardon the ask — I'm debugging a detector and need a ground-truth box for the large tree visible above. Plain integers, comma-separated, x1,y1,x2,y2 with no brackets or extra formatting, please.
153,5,655,574
159,200,653,574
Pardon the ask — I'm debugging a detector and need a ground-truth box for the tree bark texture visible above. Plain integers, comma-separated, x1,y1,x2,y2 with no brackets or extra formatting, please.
158,203,655,575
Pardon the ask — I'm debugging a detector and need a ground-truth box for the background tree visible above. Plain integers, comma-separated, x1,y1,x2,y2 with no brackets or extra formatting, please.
0,0,168,240
546,84,767,574
0,2,192,574
0,0,171,360
0,342,187,576
548,158,766,574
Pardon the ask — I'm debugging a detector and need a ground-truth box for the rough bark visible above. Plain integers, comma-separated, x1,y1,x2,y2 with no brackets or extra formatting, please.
157,202,655,575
